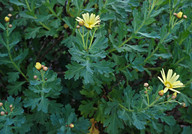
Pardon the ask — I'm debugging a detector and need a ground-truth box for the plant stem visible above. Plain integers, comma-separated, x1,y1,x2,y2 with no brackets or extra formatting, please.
88,28,97,49
78,28,86,49
85,30,90,50
6,24,28,82
108,0,156,53
25,0,50,30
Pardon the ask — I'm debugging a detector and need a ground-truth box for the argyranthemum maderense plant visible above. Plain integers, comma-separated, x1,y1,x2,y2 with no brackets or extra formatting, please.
158,69,184,93
76,13,100,29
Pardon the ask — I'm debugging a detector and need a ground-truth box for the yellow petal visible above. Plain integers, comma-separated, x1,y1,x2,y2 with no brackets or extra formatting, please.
163,87,169,93
161,69,166,82
169,88,180,93
158,76,164,84
166,69,173,81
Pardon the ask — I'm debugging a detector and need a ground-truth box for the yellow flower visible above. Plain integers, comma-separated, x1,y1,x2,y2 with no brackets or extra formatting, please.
76,13,100,29
35,62,42,70
176,11,183,19
158,69,184,93
4,16,10,22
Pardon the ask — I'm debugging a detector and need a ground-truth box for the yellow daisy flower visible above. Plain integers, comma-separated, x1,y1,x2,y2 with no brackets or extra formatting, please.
35,62,42,70
158,69,184,93
76,13,100,29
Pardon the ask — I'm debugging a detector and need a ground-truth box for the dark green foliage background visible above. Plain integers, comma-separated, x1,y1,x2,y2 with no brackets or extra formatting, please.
0,0,192,133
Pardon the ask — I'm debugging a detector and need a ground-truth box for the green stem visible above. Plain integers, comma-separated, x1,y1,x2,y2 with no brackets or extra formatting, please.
25,0,32,12
145,88,149,105
119,103,134,112
108,0,156,53
85,30,90,50
6,24,28,82
144,32,170,63
78,28,86,49
25,0,50,30
88,28,97,49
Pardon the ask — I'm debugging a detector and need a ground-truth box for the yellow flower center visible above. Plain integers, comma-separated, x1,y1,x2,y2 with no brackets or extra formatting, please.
164,81,173,88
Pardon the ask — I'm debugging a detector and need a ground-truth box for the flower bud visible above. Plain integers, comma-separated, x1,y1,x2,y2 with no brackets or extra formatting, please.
41,65,45,68
144,91,147,94
176,11,183,19
8,24,12,28
5,112,8,115
1,111,5,116
182,103,186,108
158,90,164,96
78,20,84,26
8,14,12,17
64,24,69,29
45,78,47,81
34,75,38,79
173,13,177,16
4,16,10,22
69,123,74,128
43,67,48,71
167,95,170,98
172,92,177,99
0,102,3,107
76,25,80,29
144,83,149,87
148,87,151,90
183,15,187,19
35,62,42,70
9,104,13,108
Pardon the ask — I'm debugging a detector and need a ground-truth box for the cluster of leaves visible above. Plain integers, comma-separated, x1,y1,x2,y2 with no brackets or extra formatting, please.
0,0,192,133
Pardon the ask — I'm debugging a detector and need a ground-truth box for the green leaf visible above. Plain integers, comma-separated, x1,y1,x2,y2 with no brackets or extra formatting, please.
132,112,146,130
0,53,8,57
104,109,124,134
138,32,160,39
25,27,41,39
50,19,61,28
182,126,192,134
65,62,94,84
10,0,25,6
92,61,114,74
37,96,49,113
7,72,20,83
7,81,25,95
0,22,5,30
154,53,172,59
79,100,95,118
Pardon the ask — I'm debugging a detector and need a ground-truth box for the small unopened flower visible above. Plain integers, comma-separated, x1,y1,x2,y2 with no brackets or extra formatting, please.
69,123,74,128
144,83,149,87
9,104,13,108
1,111,5,116
35,62,42,70
173,13,177,16
34,75,38,79
8,14,12,17
183,15,187,19
8,24,12,28
0,102,3,107
176,11,183,19
158,69,184,93
182,103,186,107
4,16,10,22
76,13,100,29
43,66,48,71
76,25,80,29
64,24,69,29
171,92,177,99
158,90,164,96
